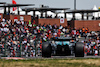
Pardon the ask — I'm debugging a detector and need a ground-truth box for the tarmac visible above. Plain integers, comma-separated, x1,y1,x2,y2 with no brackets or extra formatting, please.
1,56,100,60
28,56,100,59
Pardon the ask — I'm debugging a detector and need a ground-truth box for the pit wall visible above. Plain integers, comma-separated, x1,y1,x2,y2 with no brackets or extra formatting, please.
74,20,100,31
39,18,67,27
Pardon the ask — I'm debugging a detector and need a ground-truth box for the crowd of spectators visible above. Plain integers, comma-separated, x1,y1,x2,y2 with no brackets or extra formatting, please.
0,18,100,57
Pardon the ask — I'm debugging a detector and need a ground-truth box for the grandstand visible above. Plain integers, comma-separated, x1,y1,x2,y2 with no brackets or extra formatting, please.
0,1,100,57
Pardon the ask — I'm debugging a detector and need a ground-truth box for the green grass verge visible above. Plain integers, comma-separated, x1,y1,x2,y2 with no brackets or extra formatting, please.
0,58,100,67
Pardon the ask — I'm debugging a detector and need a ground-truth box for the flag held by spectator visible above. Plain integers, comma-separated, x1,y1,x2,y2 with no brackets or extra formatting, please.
29,20,31,25
12,0,17,11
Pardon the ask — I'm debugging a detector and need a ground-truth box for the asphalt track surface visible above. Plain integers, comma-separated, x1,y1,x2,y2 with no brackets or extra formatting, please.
2,56,100,59
24,56,100,59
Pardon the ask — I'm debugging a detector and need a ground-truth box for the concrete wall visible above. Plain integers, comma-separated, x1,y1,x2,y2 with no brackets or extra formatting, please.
10,15,31,22
4,15,10,20
0,14,3,21
74,20,100,31
38,18,67,26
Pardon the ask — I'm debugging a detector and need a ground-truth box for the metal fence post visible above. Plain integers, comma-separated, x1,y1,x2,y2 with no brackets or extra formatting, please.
19,36,23,57
35,38,37,57
35,35,40,57
4,35,6,57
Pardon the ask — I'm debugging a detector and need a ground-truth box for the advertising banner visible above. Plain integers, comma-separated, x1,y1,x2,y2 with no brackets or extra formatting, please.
14,17,18,22
60,18,64,23
20,16,24,21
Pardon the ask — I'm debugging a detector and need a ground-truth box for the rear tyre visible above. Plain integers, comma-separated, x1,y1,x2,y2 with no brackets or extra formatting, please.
42,42,52,57
75,42,84,57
